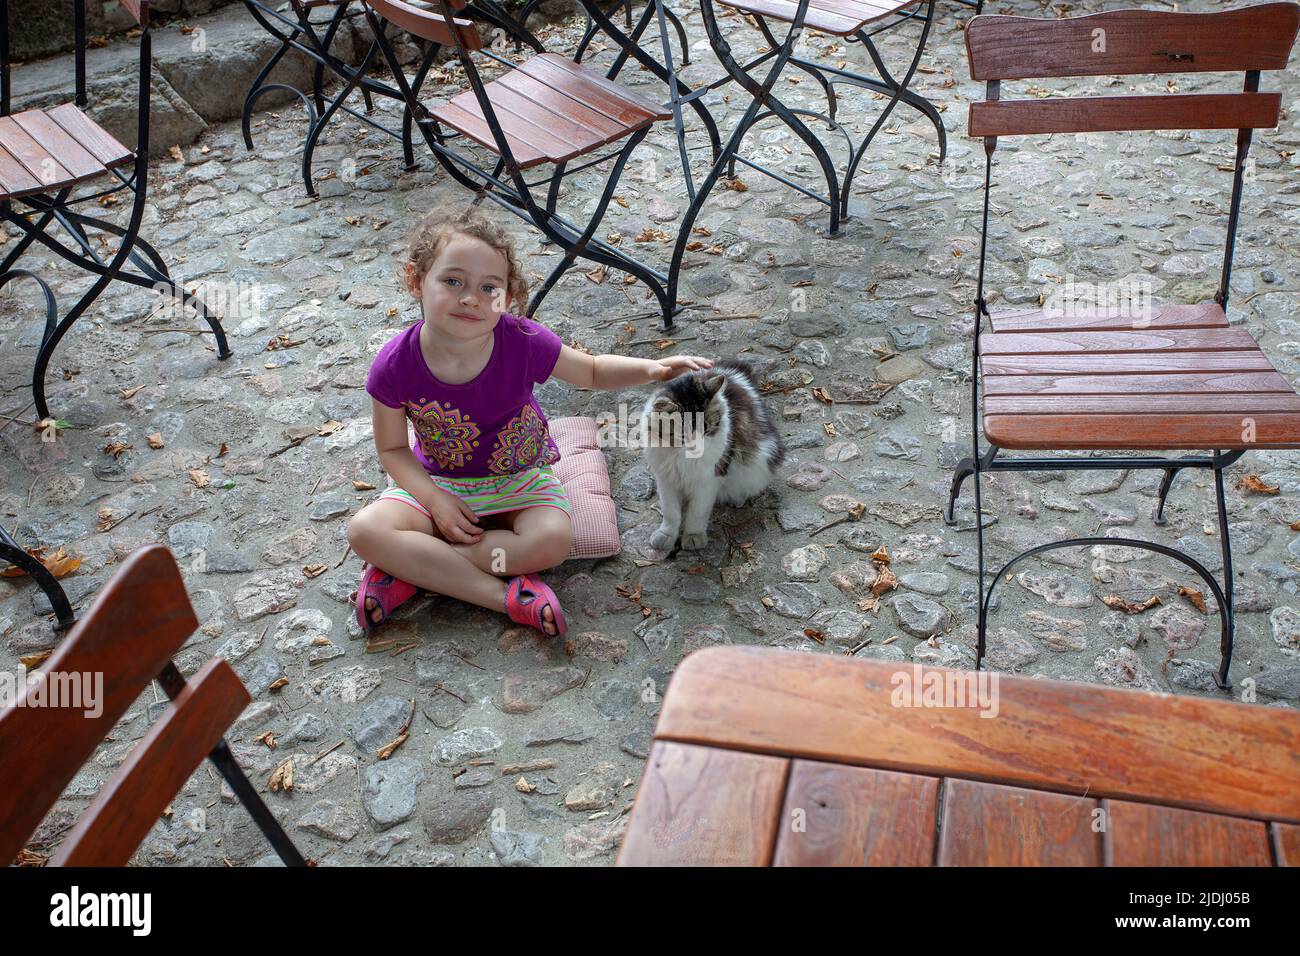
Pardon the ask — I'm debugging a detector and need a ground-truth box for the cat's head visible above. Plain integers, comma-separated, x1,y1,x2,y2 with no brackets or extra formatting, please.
646,371,726,454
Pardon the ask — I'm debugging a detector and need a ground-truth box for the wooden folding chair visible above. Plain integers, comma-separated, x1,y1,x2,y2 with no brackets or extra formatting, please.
946,2,1300,691
240,0,547,198
0,0,232,421
0,545,305,866
361,0,679,323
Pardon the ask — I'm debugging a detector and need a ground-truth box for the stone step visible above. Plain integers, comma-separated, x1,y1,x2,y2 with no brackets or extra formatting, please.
7,1,583,159
7,3,373,157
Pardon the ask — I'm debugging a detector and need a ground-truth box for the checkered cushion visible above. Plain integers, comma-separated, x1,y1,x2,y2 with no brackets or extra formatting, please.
551,416,621,560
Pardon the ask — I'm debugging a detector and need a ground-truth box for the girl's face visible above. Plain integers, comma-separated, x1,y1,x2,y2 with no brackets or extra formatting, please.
407,234,511,342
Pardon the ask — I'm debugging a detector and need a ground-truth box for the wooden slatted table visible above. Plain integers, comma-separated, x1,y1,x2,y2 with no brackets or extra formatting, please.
617,646,1300,866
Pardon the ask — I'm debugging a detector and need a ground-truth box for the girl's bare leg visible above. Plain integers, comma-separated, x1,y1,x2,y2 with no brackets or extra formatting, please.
451,505,573,576
346,500,507,623
450,506,573,635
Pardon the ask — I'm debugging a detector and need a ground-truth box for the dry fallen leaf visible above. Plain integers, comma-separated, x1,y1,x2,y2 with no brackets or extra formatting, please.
119,385,145,399
724,177,748,192
264,334,307,352
256,731,277,750
318,420,343,437
352,480,376,491
871,564,898,598
1103,595,1162,614
856,596,881,613
168,144,184,163
1237,474,1279,495
187,469,210,488
803,628,826,645
19,650,52,670
104,440,132,459
268,758,294,792
268,677,289,692
14,848,47,867
870,545,891,564
514,776,537,794
146,433,165,449
1178,586,1207,614
811,387,833,405
1,546,80,580
303,563,327,578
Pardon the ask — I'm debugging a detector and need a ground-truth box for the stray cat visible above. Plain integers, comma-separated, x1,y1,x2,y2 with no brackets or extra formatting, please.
642,360,785,551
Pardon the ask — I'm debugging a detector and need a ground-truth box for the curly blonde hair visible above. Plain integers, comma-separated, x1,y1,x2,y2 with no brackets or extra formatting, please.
401,208,529,315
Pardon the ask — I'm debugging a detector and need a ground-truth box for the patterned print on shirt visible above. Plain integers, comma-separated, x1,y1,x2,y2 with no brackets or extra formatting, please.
407,398,481,470
489,403,558,474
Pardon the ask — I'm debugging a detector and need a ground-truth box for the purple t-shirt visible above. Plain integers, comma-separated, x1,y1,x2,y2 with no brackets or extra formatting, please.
365,314,564,479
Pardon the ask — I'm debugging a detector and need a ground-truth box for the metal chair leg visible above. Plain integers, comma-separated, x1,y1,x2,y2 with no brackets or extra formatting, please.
1153,466,1179,525
0,526,76,631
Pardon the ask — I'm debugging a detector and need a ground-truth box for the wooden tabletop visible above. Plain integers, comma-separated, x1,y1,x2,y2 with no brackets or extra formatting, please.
616,647,1300,866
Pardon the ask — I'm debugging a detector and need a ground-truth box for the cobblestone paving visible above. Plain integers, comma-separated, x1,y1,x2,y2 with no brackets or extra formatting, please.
2,0,1299,866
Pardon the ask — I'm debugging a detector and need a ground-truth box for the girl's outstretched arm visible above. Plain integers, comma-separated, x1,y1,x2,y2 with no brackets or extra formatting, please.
551,345,714,390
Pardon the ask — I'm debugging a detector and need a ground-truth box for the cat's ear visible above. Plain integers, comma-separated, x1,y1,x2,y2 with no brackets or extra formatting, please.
652,395,679,414
702,373,726,398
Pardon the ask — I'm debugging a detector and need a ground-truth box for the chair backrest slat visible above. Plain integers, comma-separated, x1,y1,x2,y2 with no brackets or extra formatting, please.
967,3,1300,80
0,546,198,864
970,91,1283,138
364,0,483,51
51,658,250,866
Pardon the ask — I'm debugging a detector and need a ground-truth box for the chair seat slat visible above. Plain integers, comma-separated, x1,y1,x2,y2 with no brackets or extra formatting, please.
12,110,105,180
46,103,134,168
983,412,1300,450
427,100,549,167
987,301,1228,333
981,370,1294,397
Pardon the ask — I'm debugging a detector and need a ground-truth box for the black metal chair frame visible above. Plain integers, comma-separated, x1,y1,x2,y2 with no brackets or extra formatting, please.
0,0,231,629
944,11,1298,693
242,0,548,197
642,0,946,329
0,0,232,421
365,0,704,324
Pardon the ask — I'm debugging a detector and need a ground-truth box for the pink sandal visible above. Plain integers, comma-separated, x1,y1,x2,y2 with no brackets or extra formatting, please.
350,564,418,630
504,573,567,637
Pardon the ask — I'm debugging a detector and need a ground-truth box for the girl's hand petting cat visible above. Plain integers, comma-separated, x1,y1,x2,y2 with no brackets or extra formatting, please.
649,355,715,381
427,488,483,544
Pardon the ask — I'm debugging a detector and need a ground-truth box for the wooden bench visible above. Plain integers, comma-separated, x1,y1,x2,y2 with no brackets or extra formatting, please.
617,647,1300,866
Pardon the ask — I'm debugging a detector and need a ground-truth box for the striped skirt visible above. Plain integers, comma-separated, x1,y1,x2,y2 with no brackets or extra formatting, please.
377,464,571,519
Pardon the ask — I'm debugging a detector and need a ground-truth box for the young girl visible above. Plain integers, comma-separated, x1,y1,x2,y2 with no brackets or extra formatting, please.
347,209,713,637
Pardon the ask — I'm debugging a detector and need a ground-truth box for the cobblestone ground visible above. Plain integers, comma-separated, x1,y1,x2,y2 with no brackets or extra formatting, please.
2,0,1299,866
